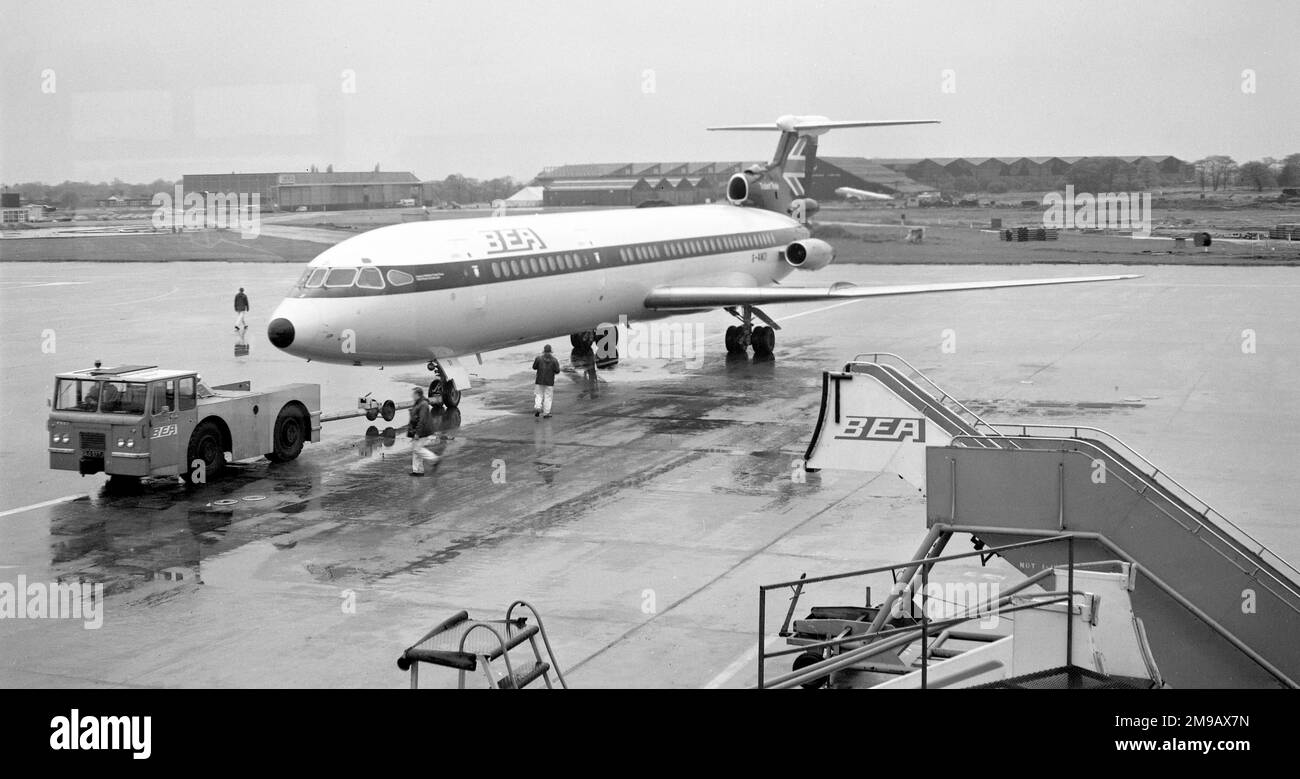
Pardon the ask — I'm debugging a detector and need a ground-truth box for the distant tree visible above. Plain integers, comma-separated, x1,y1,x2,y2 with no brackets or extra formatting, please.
1238,161,1276,192
1067,157,1123,192
326,164,334,173
374,163,380,172
1278,153,1300,187
1193,156,1237,191
1135,158,1161,190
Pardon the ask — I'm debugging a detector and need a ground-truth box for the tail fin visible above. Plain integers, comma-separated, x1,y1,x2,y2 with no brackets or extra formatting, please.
708,115,938,221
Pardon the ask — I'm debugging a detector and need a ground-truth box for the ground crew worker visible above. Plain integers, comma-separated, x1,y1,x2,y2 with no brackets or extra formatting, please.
532,344,561,418
234,287,250,331
407,387,440,475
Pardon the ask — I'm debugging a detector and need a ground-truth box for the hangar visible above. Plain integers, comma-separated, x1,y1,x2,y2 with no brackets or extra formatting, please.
533,158,928,204
182,171,421,212
533,155,1198,204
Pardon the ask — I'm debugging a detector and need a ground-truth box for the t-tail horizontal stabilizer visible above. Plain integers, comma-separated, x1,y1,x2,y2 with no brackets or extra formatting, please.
709,115,939,218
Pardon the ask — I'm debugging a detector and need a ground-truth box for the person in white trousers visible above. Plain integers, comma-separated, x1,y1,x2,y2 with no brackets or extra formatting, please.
407,387,440,475
532,344,560,418
233,287,250,331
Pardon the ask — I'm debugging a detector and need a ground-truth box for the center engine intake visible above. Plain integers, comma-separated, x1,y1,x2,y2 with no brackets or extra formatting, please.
727,173,754,205
784,238,835,271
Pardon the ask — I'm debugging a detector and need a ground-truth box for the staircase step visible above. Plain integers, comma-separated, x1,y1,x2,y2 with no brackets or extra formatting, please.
498,662,551,689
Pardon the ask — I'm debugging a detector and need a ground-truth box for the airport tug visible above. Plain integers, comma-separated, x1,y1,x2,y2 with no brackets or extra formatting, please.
47,362,321,485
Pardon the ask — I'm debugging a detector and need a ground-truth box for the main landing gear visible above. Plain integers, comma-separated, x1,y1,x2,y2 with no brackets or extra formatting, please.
723,304,779,357
426,359,462,409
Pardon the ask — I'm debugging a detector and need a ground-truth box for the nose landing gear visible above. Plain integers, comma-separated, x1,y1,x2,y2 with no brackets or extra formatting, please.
426,359,462,409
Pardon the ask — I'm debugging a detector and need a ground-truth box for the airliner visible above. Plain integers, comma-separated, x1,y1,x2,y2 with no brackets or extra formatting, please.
267,115,1136,407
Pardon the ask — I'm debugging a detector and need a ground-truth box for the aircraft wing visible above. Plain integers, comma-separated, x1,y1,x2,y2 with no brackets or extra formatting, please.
708,119,939,132
836,186,894,201
643,274,1140,309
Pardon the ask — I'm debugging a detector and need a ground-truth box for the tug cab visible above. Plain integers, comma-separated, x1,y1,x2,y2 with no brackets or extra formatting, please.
48,362,321,484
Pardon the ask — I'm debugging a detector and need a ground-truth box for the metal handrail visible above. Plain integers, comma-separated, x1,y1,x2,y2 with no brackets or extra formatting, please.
855,363,1001,450
757,534,1076,689
458,623,520,689
846,352,1015,446
985,422,1300,583
759,527,1297,689
949,433,1300,611
506,599,568,690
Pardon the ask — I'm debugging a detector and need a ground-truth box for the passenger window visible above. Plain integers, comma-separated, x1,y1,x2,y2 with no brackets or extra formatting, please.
529,257,540,274
509,259,521,276
386,269,415,286
305,268,327,288
491,263,501,278
324,268,357,287
356,267,385,289
547,256,557,272
177,377,196,411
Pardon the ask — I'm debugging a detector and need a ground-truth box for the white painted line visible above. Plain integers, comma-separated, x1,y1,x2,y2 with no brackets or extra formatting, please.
0,281,91,289
0,493,86,518
697,296,879,345
703,636,782,689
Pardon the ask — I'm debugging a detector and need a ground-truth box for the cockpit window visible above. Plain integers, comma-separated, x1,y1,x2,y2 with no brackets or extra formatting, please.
324,268,358,288
357,267,386,289
305,268,327,288
295,268,313,286
386,269,414,286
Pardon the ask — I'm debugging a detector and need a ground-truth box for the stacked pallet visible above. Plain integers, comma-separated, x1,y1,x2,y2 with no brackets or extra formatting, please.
999,227,1060,241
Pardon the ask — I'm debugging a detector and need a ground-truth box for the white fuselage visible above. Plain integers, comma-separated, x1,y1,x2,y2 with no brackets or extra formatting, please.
268,204,808,365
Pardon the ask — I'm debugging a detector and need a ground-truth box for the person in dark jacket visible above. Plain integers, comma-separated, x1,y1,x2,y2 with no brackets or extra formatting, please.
234,288,250,331
532,344,561,418
407,387,440,475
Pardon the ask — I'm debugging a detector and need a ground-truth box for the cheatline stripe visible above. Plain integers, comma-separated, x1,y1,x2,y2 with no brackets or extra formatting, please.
288,226,807,299
0,494,87,518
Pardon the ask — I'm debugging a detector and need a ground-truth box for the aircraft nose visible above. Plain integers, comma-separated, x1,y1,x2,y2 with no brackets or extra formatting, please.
267,317,295,349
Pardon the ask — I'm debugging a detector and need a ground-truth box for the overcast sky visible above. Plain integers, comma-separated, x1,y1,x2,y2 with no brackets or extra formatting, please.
2,0,1297,184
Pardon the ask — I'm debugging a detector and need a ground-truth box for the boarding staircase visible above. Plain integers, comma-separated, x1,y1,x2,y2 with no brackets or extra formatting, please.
397,600,567,689
802,353,1300,688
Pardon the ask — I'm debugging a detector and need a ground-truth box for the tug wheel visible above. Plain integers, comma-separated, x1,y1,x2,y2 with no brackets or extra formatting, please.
185,420,226,483
266,405,307,462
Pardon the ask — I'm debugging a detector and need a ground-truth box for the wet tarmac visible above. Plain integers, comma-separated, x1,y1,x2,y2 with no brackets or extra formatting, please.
1,261,1297,687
